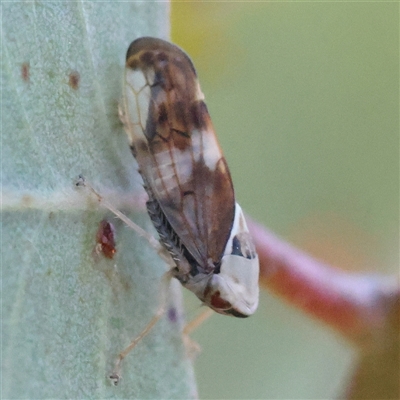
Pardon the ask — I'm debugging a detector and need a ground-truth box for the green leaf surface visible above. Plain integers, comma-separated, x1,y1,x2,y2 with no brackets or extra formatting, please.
1,2,197,398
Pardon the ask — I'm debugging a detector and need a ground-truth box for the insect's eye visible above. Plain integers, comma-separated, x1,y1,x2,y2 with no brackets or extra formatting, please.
210,291,232,310
231,234,257,260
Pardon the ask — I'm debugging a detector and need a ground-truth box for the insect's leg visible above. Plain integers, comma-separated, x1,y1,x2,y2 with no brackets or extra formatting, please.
182,308,214,359
76,175,166,258
109,270,174,386
183,308,214,336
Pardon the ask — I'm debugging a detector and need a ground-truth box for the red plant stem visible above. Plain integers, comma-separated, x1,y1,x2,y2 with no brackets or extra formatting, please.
248,219,398,346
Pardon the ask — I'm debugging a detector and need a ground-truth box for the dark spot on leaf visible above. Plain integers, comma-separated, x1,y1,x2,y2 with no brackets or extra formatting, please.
68,71,80,90
21,62,29,82
96,220,116,259
168,307,178,323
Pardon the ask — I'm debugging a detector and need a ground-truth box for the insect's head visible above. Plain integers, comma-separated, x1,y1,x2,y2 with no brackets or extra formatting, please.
204,252,259,318
194,204,259,318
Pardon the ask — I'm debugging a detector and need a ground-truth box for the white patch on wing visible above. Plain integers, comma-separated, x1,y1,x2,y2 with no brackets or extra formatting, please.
191,129,222,170
124,87,140,126
122,68,152,144
125,69,147,93
191,130,202,163
224,203,249,256
145,68,155,86
195,81,205,101
202,134,222,170
151,148,193,197
122,96,147,145
137,85,150,128
173,147,193,184
151,164,176,196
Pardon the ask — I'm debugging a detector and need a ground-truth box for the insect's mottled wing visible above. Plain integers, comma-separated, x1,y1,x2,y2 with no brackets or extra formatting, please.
122,37,235,271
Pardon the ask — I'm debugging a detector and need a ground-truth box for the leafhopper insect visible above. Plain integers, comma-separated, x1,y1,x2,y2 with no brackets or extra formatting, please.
81,37,259,384
120,37,259,318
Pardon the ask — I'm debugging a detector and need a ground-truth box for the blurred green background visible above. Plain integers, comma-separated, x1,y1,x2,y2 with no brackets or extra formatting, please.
171,2,398,399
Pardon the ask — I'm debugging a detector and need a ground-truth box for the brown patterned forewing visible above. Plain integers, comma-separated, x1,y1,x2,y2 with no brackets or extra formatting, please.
124,37,235,273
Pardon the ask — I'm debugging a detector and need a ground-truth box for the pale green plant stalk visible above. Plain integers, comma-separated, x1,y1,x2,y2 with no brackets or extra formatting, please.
1,2,197,398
